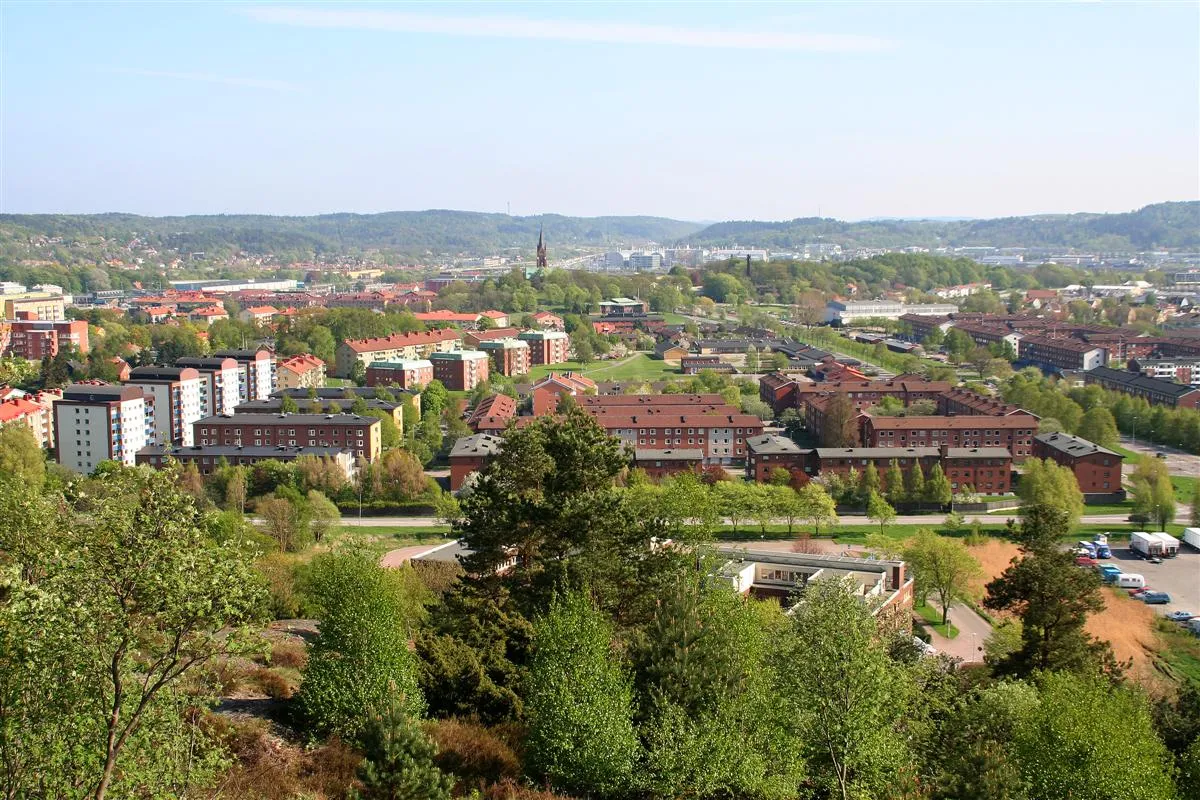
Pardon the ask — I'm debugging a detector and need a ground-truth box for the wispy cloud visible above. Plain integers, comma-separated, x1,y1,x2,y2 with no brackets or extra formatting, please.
243,7,892,53
106,67,298,93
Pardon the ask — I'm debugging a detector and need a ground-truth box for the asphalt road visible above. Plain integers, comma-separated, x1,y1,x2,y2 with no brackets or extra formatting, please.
926,602,992,663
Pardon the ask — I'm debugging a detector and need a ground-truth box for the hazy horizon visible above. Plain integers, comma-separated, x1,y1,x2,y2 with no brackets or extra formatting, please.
2,3,1197,220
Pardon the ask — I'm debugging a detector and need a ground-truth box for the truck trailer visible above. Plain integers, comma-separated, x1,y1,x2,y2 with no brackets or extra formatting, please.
1131,532,1165,558
1183,528,1200,551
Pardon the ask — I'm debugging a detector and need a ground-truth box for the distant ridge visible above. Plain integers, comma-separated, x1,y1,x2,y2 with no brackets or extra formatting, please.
0,202,1195,257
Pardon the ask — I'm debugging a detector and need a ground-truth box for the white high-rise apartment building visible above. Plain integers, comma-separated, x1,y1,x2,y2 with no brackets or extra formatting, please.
54,384,153,473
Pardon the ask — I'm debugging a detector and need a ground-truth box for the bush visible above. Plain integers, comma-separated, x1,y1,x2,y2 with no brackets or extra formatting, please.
409,560,464,597
428,718,521,789
268,638,308,670
257,553,302,619
250,666,294,699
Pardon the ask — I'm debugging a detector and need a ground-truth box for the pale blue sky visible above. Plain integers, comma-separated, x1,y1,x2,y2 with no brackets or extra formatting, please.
2,2,1197,220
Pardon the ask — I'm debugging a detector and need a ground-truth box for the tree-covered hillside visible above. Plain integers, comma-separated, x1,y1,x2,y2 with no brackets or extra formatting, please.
686,202,1200,251
0,211,706,260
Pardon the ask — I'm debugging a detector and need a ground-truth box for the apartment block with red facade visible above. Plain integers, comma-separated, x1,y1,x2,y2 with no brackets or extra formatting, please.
479,338,531,377
2,312,89,359
938,387,1031,418
464,327,520,349
1032,431,1125,500
429,350,489,391
176,356,244,415
194,413,381,462
860,414,1038,461
518,330,571,365
811,445,1013,495
336,329,463,377
365,359,434,389
941,447,1013,495
591,411,764,465
633,448,704,480
795,378,953,414
813,447,941,489
449,433,503,490
759,373,799,415
745,434,809,482
898,314,951,342
1084,366,1200,408
531,373,597,415
1017,334,1106,372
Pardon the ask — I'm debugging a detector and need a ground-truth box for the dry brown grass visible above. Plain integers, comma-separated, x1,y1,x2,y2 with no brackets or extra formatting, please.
966,538,1022,594
267,638,307,670
205,714,361,799
248,666,295,700
428,718,522,790
482,779,579,800
1087,587,1161,681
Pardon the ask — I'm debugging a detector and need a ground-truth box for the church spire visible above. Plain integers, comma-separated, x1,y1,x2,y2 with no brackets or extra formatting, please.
536,225,547,270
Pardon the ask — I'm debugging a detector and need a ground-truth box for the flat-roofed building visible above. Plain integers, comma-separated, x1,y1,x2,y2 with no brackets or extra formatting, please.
125,366,205,446
365,359,434,389
430,350,489,391
212,348,276,400
175,356,243,415
2,313,89,359
824,300,958,325
479,338,531,377
54,384,154,472
518,329,571,365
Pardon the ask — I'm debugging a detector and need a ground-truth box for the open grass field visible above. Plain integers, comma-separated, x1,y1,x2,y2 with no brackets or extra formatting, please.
915,603,960,638
322,525,450,561
526,353,682,383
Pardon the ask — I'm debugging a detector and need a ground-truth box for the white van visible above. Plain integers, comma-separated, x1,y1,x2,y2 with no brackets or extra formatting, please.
1116,573,1146,589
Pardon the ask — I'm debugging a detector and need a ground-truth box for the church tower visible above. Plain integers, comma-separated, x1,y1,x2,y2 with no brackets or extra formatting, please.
536,226,547,270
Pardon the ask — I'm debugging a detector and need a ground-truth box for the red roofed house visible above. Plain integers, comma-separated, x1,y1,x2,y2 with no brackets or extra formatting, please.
144,305,174,323
532,311,565,331
0,395,51,448
480,310,510,328
276,353,327,390
467,393,518,433
532,372,598,416
189,305,229,326
336,329,464,377
239,306,279,325
413,310,485,327
465,327,520,349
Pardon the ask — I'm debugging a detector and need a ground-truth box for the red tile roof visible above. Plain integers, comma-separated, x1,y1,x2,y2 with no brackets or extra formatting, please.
343,329,462,354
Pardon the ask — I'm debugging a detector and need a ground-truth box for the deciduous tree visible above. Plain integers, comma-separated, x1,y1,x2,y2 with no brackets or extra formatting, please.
903,529,983,625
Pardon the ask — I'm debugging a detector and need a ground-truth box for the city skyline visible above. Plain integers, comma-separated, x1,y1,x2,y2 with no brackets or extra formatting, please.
2,3,1197,220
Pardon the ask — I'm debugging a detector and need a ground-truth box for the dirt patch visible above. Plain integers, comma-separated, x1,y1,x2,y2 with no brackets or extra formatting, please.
1087,587,1161,681
966,539,1022,594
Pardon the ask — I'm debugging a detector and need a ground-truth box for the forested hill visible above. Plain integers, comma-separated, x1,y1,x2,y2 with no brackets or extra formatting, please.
686,201,1200,251
0,211,705,260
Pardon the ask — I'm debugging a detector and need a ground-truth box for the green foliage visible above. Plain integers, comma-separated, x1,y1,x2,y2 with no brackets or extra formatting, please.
1076,406,1120,448
866,490,896,535
354,696,453,800
797,482,839,535
525,591,638,796
420,379,448,419
297,552,425,741
0,423,45,488
0,467,265,799
782,577,914,800
903,529,983,625
924,462,953,507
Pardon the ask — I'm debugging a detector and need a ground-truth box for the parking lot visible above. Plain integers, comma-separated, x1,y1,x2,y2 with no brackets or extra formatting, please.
1103,546,1200,617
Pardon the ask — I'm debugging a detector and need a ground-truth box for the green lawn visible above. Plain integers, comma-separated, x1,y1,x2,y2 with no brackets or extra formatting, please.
526,353,682,383
915,603,960,638
323,525,451,561
1171,475,1198,504
661,312,691,325
1154,618,1200,687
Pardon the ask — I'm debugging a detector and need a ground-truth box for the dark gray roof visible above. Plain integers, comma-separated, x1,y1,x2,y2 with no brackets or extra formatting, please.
449,433,504,458
746,434,806,455
1087,366,1200,398
634,448,704,461
138,444,352,459
944,447,1013,459
273,387,417,400
212,349,270,359
235,398,398,413
814,447,941,459
127,366,195,381
196,413,379,425
63,384,142,402
1034,432,1120,459
175,356,237,369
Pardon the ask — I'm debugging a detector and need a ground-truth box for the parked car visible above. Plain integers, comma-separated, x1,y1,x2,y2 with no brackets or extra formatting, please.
1129,587,1153,598
1149,556,1163,565
1156,452,1167,459
1141,592,1172,605
1167,611,1195,622
1075,556,1098,567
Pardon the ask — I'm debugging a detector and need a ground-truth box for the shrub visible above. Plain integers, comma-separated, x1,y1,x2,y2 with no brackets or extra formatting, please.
257,553,302,619
251,666,294,699
268,638,308,670
427,718,521,789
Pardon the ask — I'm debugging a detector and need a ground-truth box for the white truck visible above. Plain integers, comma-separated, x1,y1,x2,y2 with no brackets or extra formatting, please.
1182,527,1200,551
1130,532,1164,558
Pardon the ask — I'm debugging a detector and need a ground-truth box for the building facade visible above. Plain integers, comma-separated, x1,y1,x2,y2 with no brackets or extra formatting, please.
137,444,355,478
336,329,462,377
54,384,153,472
276,353,327,390
745,434,809,482
479,338,531,377
365,359,434,389
430,350,489,391
1084,366,1200,408
860,414,1037,461
194,413,381,462
1032,431,1125,499
176,356,244,416
212,348,276,401
518,329,571,365
125,366,205,447
449,433,503,490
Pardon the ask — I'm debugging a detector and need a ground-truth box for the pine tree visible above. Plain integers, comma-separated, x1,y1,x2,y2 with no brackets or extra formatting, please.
860,462,881,505
884,460,906,507
905,461,926,507
355,695,452,800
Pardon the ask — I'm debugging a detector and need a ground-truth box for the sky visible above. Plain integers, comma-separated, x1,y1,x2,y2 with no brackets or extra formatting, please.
1,2,1198,222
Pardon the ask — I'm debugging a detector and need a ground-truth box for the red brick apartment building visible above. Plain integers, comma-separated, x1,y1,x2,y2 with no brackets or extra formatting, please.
938,387,1031,418
632,448,704,480
194,413,381,462
1017,334,1107,372
745,434,809,482
531,373,597,416
429,350,489,390
811,446,1012,495
479,338,531,377
759,372,800,415
589,411,764,465
860,414,1038,461
518,330,571,365
1084,366,1200,408
1032,431,1125,499
1,312,89,359
335,329,462,377
898,314,951,342
449,433,503,490
941,447,1013,494
365,359,434,389
796,378,952,413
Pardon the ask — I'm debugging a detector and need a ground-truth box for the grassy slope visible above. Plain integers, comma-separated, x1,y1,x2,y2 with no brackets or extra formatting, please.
525,353,681,383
